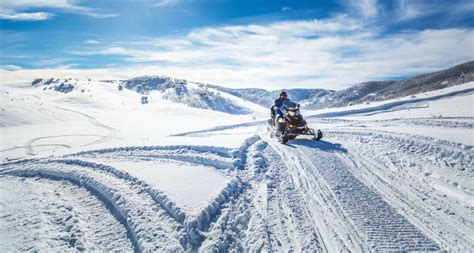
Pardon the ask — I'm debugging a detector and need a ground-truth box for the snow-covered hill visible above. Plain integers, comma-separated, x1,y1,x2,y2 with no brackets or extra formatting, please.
207,60,474,110
206,85,334,109
25,61,474,115
30,76,266,115
121,76,262,115
303,60,474,109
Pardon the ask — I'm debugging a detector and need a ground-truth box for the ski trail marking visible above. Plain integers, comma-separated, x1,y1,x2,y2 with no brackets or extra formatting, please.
24,134,105,155
171,120,263,137
56,107,120,146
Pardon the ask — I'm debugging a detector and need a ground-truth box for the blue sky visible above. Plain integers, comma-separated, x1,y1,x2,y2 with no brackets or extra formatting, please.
1,0,473,90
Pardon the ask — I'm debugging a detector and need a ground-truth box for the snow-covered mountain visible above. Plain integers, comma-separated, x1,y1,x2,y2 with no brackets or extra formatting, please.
30,76,264,115
121,76,261,115
205,85,334,108
303,60,474,109
29,61,473,114
205,61,474,110
211,61,474,109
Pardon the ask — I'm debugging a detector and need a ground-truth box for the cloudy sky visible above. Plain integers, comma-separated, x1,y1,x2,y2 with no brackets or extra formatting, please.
1,0,473,90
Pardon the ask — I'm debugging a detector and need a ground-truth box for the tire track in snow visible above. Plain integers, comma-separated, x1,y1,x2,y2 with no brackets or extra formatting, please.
42,159,246,250
327,128,473,172
311,117,474,129
265,137,363,252
300,145,441,251
265,134,442,251
56,107,120,146
308,87,474,118
24,134,105,156
1,136,263,251
1,161,185,252
0,175,134,251
327,129,474,250
260,142,325,251
170,121,263,137
1,144,71,162
201,138,326,252
20,105,121,156
5,120,467,251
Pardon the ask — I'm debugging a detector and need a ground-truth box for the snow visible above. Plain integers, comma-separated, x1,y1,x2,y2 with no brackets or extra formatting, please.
0,79,263,162
370,125,473,145
305,82,474,145
0,78,473,251
0,175,134,251
88,159,232,214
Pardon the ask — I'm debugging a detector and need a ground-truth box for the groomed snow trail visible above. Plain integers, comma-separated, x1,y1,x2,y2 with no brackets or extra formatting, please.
164,114,472,251
289,140,439,251
0,175,134,251
2,116,473,250
326,128,473,250
267,115,472,251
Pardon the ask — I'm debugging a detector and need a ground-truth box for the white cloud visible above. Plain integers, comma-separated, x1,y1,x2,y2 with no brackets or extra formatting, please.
3,14,473,90
0,11,53,21
0,65,22,71
396,0,474,21
154,0,178,7
396,0,442,21
0,0,117,20
345,0,378,18
84,39,100,44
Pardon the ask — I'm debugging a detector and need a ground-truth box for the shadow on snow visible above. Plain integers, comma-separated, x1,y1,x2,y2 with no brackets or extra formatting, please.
284,139,348,153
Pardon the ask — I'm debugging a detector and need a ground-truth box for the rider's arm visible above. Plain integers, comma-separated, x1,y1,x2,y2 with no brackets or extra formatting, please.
272,100,281,116
272,103,279,111
278,104,287,116
278,99,292,116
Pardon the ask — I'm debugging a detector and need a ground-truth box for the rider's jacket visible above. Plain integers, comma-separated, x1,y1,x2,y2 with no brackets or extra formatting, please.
272,98,292,116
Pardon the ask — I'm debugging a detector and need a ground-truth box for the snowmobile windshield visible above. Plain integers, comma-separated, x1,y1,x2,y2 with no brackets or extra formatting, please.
284,101,299,112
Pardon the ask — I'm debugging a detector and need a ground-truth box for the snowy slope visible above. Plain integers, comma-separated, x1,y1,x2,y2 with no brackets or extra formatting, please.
0,78,473,251
30,77,267,115
208,60,474,110
23,60,474,114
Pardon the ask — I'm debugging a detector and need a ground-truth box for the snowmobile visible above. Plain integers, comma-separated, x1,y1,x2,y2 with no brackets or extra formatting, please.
267,102,323,144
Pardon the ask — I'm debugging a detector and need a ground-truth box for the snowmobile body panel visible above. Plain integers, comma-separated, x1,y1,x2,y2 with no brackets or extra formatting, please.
268,112,323,143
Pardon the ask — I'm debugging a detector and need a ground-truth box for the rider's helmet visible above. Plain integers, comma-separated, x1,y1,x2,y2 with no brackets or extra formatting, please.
279,91,288,99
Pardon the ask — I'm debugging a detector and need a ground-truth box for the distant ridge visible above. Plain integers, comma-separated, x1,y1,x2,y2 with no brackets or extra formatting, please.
30,61,474,113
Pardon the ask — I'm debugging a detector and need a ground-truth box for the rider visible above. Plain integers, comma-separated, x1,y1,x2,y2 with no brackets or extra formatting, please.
271,91,292,130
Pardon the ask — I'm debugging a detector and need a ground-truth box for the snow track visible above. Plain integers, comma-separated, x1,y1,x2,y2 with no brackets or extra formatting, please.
0,175,134,251
260,127,470,251
2,106,473,251
301,144,440,251
327,129,474,250
309,86,474,118
0,137,262,251
1,160,185,252
56,107,120,146
314,117,474,129
171,113,471,251
253,141,324,251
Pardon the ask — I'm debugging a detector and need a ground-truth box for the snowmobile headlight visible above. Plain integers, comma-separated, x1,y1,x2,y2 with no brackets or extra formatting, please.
288,111,296,117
